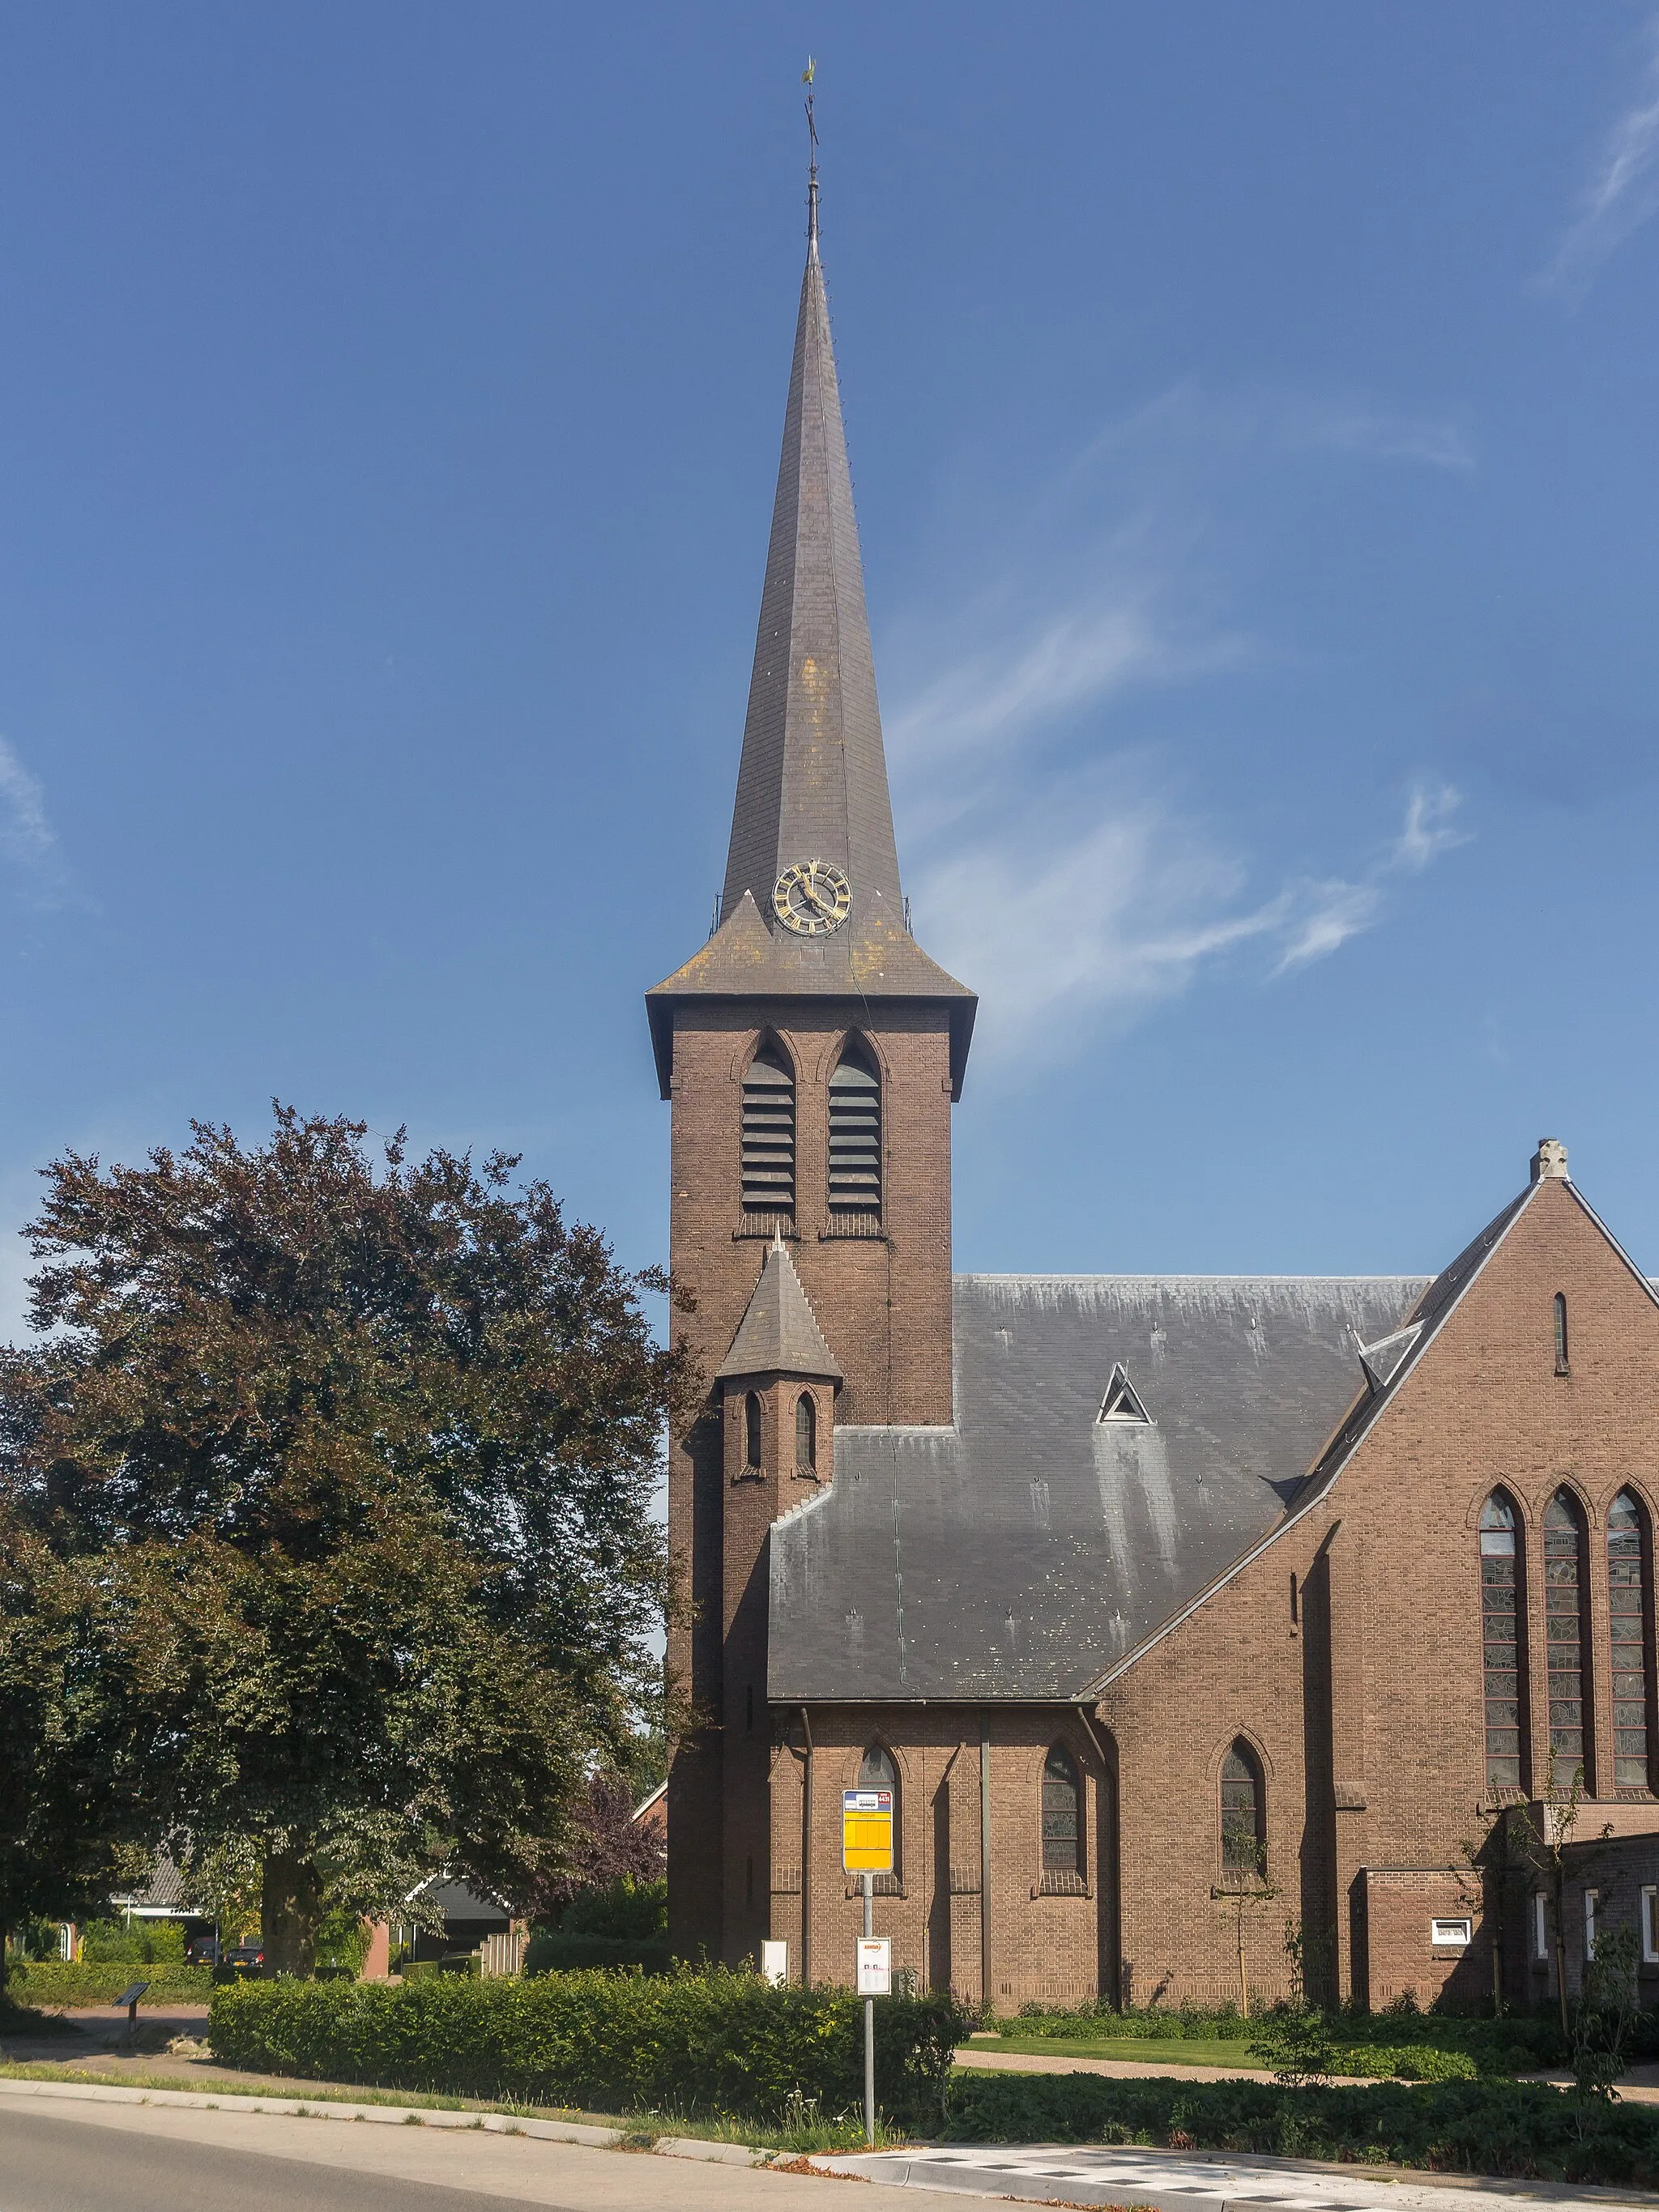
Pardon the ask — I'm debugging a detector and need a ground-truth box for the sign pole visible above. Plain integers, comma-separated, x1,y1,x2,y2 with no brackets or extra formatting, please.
862,1869,875,2147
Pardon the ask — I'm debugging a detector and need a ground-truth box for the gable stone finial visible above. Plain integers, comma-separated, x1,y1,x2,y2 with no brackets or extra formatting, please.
1531,1137,1569,1183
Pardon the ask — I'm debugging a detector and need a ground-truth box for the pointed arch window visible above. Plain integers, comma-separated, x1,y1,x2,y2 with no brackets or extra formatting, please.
1608,1490,1652,1788
856,1743,899,1891
1482,1493,1525,1792
795,1391,817,1475
828,1040,881,1222
1555,1294,1571,1375
744,1391,762,1473
1546,1490,1592,1784
1041,1745,1082,1882
741,1042,795,1217
1220,1741,1265,1879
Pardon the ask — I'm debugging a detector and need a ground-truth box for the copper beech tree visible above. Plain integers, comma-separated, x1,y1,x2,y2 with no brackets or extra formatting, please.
0,1109,692,1974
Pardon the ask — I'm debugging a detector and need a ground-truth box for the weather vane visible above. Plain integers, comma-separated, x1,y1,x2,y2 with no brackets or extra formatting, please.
802,58,819,242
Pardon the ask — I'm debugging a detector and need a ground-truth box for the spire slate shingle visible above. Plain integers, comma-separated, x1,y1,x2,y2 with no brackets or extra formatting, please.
716,1236,843,1383
646,201,976,1098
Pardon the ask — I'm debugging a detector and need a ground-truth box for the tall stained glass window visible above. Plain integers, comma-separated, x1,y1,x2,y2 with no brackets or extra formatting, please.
1220,1741,1265,1877
1609,1490,1652,1788
1481,1494,1525,1792
1545,1490,1591,1784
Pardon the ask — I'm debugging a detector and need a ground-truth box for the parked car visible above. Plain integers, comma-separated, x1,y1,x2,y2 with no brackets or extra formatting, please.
223,1942,265,1974
185,1935,222,1966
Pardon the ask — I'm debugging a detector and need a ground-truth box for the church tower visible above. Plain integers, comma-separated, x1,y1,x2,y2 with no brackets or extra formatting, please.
646,171,975,1966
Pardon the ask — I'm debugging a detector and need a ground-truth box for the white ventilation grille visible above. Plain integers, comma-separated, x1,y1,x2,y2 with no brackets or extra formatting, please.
741,1045,795,1216
1097,1364,1151,1423
828,1044,881,1218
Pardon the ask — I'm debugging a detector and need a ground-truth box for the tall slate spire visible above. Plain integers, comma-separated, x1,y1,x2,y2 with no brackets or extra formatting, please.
647,182,975,1102
720,196,902,929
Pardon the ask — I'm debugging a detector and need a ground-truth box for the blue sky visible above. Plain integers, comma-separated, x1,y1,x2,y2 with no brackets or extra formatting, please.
3,3,1659,1331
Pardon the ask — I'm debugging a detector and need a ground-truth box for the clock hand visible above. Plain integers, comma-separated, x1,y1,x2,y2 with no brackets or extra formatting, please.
801,872,835,916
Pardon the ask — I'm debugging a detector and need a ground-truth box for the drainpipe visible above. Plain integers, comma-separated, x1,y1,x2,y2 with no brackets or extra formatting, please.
799,1705,813,1988
979,1719,993,2015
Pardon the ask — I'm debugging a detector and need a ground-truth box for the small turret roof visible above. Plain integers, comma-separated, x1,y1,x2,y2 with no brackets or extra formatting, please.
717,1237,843,1384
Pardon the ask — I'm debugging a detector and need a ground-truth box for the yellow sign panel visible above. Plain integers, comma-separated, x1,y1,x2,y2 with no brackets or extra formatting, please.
842,1787,893,1873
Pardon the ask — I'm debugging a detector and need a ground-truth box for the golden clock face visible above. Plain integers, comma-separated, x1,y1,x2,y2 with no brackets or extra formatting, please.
772,858,852,936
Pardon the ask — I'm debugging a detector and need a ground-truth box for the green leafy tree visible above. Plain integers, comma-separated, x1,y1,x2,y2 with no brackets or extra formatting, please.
0,1108,692,1975
1571,1920,1640,2105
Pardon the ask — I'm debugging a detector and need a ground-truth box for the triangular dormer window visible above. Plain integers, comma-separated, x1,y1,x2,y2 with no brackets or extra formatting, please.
1098,1364,1152,1424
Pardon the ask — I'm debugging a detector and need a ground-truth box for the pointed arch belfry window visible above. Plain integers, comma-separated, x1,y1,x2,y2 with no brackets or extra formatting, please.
741,1042,795,1217
1608,1490,1653,1788
1482,1492,1525,1792
828,1039,881,1222
795,1391,817,1475
744,1391,762,1472
1545,1490,1592,1784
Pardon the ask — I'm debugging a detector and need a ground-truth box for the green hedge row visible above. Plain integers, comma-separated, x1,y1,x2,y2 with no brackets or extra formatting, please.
947,2070,1659,2185
208,1970,967,2125
6,1962,214,2007
522,1932,672,1976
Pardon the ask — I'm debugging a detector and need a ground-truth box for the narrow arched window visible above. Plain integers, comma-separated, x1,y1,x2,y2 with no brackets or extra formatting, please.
1220,1741,1265,1878
858,1742,898,1882
1545,1490,1591,1785
744,1391,762,1471
1555,1294,1570,1375
1042,1745,1081,1874
741,1042,795,1218
828,1040,881,1223
1609,1490,1652,1788
1481,1493,1525,1792
795,1392,817,1473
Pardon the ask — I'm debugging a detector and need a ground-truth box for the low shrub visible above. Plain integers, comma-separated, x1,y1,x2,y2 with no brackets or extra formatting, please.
399,1957,481,1981
78,1918,188,1967
6,1961,214,2008
208,1967,970,2126
946,2070,1659,2184
522,1931,672,1976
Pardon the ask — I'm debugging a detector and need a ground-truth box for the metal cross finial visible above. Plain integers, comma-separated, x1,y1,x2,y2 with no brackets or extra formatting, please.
802,58,819,247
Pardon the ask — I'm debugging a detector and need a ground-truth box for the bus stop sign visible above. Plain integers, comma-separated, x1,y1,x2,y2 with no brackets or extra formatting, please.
842,1787,893,1873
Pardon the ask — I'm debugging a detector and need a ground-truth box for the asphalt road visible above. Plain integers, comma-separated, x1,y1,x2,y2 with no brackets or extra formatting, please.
0,2108,558,2212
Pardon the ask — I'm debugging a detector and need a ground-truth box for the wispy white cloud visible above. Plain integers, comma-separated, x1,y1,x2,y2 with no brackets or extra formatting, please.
0,735,78,911
909,781,1465,1070
1542,18,1659,292
1279,405,1475,473
1392,782,1469,872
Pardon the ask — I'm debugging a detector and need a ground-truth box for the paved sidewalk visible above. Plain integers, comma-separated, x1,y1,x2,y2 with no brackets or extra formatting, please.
823,2143,1659,2212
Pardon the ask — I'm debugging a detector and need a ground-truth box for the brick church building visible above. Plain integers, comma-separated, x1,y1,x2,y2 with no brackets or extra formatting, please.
646,180,1659,2012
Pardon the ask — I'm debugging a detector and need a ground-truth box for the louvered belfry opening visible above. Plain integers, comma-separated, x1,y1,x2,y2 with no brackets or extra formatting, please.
740,1042,795,1220
828,1039,881,1225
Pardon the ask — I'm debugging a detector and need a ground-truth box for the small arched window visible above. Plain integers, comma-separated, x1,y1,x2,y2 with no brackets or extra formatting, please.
1555,1293,1570,1375
1608,1490,1652,1788
1041,1745,1081,1874
1481,1492,1525,1792
795,1392,817,1474
744,1391,762,1472
1220,1741,1265,1878
828,1040,881,1222
1545,1490,1591,1785
741,1042,795,1218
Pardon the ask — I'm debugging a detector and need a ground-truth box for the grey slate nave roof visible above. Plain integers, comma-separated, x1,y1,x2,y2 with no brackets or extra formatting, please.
769,1272,1427,1703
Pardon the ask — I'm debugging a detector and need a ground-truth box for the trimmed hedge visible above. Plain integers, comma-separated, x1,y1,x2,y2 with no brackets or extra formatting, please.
208,1969,967,2125
6,1961,214,2007
947,2070,1659,2185
522,1932,672,1976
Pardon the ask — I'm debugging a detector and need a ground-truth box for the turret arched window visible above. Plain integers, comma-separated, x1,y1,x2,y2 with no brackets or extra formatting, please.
1609,1490,1653,1788
1220,1741,1265,1878
741,1042,795,1218
795,1391,817,1475
1482,1492,1525,1792
1546,1490,1592,1784
744,1391,762,1472
828,1040,881,1223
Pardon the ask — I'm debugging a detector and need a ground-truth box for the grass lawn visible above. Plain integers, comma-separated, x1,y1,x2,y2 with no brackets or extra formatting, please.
971,2033,1267,2069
